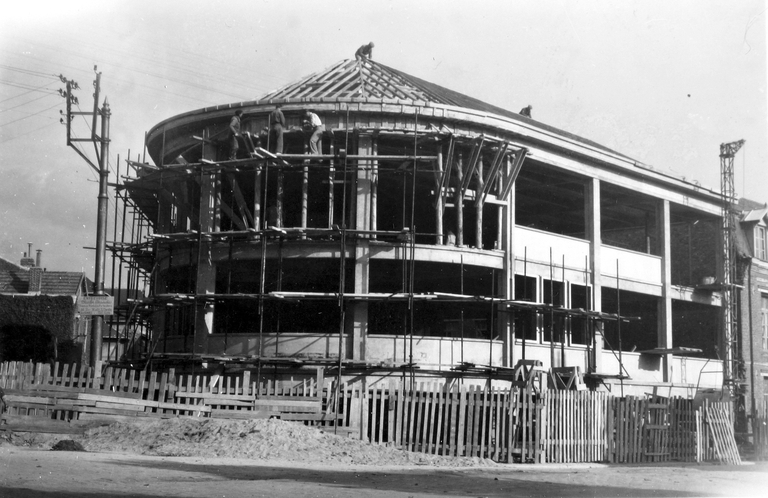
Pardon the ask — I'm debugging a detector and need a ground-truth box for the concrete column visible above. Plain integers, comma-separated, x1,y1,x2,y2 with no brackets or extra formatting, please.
435,147,444,244
455,154,464,246
501,165,515,367
253,164,262,229
276,169,284,228
157,184,173,234
193,130,219,354
475,158,484,249
586,178,603,373
658,199,673,381
350,134,373,361
371,136,378,235
328,141,335,228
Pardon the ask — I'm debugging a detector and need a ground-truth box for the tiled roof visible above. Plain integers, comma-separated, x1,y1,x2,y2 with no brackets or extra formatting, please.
738,198,767,211
41,272,86,295
738,198,768,223
258,59,633,160
742,208,768,223
0,270,86,295
0,256,25,272
0,271,28,293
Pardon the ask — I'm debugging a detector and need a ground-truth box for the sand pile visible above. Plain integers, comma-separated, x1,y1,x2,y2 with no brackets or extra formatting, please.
80,417,496,467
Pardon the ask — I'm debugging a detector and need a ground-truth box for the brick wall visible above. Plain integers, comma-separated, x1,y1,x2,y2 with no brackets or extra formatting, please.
741,259,768,416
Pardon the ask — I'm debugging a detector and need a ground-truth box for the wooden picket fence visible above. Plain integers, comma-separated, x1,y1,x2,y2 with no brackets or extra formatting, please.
331,380,541,462
328,380,737,464
755,402,768,461
0,361,743,464
0,361,330,434
541,390,609,463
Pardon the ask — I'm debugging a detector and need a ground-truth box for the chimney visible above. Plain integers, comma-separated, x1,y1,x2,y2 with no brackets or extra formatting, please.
36,249,42,268
28,267,43,294
20,243,35,268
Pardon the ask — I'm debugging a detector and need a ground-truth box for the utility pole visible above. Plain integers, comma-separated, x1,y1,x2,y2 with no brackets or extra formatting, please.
60,68,111,368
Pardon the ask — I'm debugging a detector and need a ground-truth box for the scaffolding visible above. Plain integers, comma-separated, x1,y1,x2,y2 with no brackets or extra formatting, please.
106,136,638,386
104,152,156,363
104,59,656,390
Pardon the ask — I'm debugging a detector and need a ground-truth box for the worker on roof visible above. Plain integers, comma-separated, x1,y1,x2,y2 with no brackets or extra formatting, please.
228,110,243,160
304,110,325,155
269,104,285,154
355,42,374,61
519,105,532,118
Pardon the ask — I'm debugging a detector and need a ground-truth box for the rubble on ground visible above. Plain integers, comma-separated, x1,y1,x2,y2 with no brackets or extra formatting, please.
75,417,496,467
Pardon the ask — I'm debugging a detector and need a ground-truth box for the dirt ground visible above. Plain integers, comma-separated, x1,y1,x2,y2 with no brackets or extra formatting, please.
0,418,766,497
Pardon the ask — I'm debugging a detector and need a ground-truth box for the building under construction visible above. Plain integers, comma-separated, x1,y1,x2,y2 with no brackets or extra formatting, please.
111,58,728,397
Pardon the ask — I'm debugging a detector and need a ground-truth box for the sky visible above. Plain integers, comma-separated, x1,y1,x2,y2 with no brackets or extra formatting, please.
0,0,766,281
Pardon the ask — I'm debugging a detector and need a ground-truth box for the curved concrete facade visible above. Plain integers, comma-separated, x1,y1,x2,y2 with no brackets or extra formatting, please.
127,59,725,394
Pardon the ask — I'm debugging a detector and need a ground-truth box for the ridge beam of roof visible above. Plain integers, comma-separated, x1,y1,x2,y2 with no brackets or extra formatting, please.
477,141,509,207
500,147,528,201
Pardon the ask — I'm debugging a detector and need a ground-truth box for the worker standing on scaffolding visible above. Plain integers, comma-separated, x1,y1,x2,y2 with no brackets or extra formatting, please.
355,42,374,61
269,104,285,154
304,110,325,155
228,110,243,160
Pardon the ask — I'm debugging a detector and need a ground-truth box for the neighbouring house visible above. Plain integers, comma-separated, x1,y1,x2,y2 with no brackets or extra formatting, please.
737,199,768,417
0,251,92,364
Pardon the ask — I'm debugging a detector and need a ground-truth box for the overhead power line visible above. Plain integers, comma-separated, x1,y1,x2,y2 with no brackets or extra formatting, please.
0,120,58,145
0,92,57,113
0,102,60,128
0,64,59,79
0,79,58,94
0,84,57,104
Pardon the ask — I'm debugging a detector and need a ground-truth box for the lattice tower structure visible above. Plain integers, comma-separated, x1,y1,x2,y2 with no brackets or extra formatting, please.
719,139,745,389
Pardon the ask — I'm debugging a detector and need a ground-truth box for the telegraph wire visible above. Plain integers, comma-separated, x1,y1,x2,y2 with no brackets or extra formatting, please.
2,43,267,102
0,64,60,79
0,102,60,128
1,49,228,107
33,27,280,95
0,84,58,104
0,120,58,145
0,92,57,113
0,79,58,94
3,31,277,102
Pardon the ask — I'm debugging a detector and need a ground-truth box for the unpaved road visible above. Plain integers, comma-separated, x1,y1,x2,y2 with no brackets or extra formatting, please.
1,446,767,498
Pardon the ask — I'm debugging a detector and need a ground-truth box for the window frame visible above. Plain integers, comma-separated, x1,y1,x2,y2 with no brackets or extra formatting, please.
761,293,768,350
756,225,767,261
